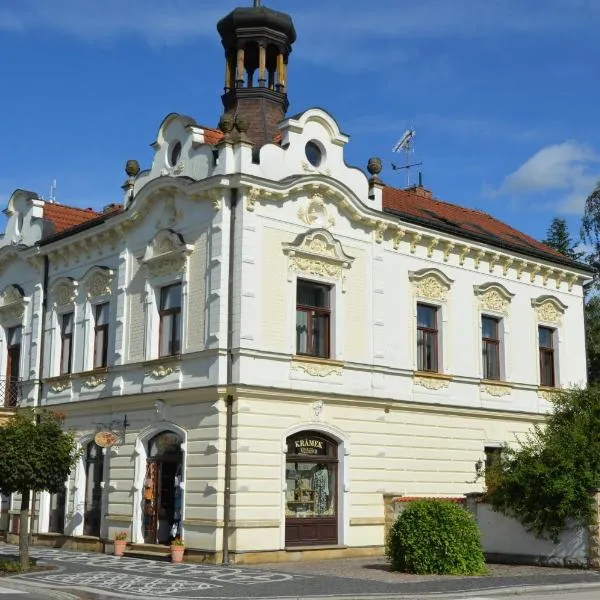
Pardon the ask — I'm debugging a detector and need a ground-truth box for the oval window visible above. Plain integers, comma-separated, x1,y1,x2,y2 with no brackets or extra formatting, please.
169,141,182,167
305,141,323,167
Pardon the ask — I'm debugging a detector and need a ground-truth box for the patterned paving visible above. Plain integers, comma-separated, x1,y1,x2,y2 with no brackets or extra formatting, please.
0,545,311,599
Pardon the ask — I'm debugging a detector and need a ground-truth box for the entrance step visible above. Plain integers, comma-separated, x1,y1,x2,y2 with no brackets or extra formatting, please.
124,544,171,562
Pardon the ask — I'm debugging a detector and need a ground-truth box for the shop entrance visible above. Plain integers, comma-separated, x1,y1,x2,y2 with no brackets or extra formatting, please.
285,431,338,546
143,432,183,545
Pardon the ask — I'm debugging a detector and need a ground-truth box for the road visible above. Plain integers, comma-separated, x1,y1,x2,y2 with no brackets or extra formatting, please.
445,591,600,600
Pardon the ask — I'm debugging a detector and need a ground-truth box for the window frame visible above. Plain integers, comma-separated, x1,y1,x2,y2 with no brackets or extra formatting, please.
481,315,501,381
158,283,182,358
93,302,110,370
60,311,74,375
295,279,331,359
538,325,556,387
416,302,439,373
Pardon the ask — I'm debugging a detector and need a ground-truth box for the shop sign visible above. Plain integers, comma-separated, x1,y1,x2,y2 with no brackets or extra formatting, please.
294,438,326,455
94,430,119,448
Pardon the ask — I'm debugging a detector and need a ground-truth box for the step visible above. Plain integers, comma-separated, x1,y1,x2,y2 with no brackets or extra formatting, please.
123,549,171,562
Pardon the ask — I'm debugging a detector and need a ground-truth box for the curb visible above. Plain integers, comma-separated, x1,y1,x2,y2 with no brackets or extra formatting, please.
0,579,80,599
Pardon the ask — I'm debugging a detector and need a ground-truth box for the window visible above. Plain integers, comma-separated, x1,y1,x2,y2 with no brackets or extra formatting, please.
5,326,22,407
296,280,330,358
482,316,500,380
539,326,555,387
417,303,438,372
159,284,182,357
93,303,109,369
60,312,74,375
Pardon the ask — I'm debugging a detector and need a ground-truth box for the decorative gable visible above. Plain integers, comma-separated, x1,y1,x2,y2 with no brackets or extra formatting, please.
139,229,193,279
50,277,78,309
0,285,28,324
474,282,515,315
282,228,354,280
409,268,454,301
82,267,114,300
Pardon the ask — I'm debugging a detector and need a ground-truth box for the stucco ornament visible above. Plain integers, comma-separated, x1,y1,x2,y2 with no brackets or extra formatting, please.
51,278,77,308
481,383,511,397
49,378,72,394
409,268,454,302
291,361,343,377
84,268,114,299
531,295,567,325
537,388,559,401
0,285,26,323
414,375,449,390
312,400,324,420
474,283,514,315
283,229,354,281
140,229,193,279
83,374,107,389
298,194,335,229
147,363,180,379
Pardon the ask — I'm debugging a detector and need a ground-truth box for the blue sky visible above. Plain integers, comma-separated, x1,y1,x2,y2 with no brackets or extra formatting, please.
1,0,600,246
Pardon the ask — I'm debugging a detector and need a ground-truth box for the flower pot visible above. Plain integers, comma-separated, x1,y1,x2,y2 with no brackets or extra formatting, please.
170,546,185,563
114,539,127,557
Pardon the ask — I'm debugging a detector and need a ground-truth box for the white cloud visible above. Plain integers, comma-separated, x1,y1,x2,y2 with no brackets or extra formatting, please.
497,141,600,214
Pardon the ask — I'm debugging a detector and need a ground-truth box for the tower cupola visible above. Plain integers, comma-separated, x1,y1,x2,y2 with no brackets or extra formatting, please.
217,0,297,147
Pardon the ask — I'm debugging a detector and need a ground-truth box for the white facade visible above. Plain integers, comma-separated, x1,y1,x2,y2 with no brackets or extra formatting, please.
0,103,590,560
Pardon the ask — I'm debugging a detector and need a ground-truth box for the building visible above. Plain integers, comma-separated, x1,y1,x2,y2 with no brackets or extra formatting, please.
0,2,591,562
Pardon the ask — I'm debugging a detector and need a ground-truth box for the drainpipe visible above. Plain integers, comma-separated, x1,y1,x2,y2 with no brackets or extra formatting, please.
30,254,49,545
222,187,238,565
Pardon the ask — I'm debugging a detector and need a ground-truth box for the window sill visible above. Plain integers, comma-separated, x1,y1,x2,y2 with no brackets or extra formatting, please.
480,379,512,388
292,355,344,367
143,354,182,367
413,371,453,381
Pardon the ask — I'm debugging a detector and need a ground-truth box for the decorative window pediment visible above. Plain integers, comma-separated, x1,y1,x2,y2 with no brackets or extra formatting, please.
50,277,78,310
409,268,454,302
532,295,567,324
474,282,514,315
0,285,28,324
139,229,193,279
82,267,114,300
283,228,354,280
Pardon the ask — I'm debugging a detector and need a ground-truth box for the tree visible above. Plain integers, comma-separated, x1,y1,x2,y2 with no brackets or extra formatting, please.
0,410,78,570
486,386,600,542
586,297,600,385
581,180,600,286
542,217,583,261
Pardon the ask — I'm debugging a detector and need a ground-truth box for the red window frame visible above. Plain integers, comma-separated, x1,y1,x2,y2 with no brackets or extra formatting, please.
93,303,109,369
417,303,438,372
296,281,331,359
539,326,555,387
482,316,501,380
60,312,74,375
159,284,182,357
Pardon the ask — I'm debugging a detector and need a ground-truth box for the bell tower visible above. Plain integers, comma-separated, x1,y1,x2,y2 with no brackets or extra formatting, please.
217,0,297,147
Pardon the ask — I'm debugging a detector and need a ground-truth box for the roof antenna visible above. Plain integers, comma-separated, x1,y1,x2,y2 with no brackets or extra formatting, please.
391,129,423,188
49,179,57,203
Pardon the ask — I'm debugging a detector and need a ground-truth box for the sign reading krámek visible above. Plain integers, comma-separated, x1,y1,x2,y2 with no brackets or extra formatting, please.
294,438,325,455
94,431,120,448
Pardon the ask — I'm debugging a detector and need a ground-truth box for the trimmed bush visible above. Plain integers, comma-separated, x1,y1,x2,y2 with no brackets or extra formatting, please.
386,499,485,575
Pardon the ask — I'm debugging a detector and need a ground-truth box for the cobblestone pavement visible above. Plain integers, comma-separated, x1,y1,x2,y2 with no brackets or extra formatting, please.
1,545,600,600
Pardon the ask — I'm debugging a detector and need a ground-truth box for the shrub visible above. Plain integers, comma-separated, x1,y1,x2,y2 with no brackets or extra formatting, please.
0,557,37,574
386,499,486,575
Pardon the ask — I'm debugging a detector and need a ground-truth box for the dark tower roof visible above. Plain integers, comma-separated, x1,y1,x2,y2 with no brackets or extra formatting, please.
217,2,297,148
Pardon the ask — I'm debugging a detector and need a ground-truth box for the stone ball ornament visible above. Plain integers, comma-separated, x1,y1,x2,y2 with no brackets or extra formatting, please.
235,115,250,133
218,112,235,134
125,159,140,177
367,157,383,176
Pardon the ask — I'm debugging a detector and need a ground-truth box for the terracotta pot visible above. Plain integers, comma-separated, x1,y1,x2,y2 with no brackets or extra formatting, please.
171,546,185,563
114,539,127,557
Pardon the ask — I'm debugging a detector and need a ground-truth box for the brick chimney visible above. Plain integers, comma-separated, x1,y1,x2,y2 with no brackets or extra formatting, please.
217,2,296,147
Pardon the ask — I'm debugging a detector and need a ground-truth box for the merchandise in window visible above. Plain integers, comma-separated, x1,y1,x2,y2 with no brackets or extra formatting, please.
60,312,74,375
417,304,438,372
94,303,109,369
296,280,330,358
539,326,555,387
159,284,182,357
482,316,500,380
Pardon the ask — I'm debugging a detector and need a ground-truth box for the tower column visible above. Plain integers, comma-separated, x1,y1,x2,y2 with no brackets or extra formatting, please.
224,51,234,93
236,46,245,88
258,43,267,88
276,52,285,92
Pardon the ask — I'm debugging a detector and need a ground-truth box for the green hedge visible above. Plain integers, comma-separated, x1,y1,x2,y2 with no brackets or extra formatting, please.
386,499,485,575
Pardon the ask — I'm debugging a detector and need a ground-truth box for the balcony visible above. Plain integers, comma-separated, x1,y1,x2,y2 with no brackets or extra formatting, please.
0,378,22,408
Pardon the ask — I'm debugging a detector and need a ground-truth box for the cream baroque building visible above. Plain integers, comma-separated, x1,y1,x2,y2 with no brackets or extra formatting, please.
0,2,592,562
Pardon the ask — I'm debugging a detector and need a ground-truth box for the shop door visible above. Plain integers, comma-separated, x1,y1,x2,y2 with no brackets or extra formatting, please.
48,488,66,534
143,432,184,545
5,327,21,407
83,442,104,537
285,432,338,546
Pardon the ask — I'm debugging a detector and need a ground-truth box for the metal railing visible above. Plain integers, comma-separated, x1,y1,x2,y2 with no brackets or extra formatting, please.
0,378,22,408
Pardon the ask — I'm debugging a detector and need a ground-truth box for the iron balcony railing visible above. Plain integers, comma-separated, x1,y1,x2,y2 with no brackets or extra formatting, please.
0,378,22,408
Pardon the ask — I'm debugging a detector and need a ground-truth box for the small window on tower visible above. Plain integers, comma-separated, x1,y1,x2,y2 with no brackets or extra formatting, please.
305,141,323,167
169,141,182,167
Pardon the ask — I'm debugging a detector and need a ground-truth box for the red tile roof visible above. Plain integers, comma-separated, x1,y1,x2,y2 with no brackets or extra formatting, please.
43,203,102,234
382,185,574,266
203,126,224,145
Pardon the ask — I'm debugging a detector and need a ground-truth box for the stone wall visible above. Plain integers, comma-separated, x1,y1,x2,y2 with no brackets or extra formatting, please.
589,488,600,569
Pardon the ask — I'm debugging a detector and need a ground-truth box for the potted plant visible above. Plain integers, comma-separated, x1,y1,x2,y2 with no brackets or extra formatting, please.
170,537,185,563
113,531,128,557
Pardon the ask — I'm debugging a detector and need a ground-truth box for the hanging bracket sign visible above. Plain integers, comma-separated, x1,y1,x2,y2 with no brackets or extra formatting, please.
94,430,120,448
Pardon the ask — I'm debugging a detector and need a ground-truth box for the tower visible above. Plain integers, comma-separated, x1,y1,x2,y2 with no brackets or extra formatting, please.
217,1,296,147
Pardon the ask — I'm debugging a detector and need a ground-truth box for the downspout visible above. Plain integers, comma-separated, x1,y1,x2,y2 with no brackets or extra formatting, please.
30,254,49,544
222,187,238,564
